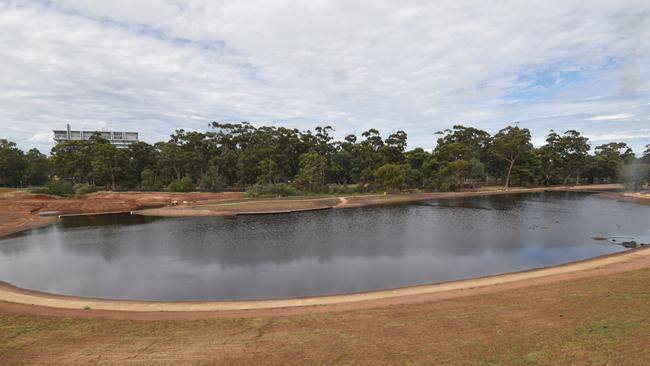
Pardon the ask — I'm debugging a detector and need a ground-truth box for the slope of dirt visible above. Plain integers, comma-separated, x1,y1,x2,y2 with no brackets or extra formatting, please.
595,191,650,206
0,191,241,237
133,184,625,217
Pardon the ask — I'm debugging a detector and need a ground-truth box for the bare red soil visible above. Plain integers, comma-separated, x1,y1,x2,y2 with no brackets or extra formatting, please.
0,191,241,237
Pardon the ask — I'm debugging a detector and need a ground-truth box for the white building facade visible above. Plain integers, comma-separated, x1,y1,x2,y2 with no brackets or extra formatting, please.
53,124,138,148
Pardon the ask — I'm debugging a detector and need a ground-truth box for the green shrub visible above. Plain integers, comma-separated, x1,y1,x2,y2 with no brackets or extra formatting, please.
167,176,194,192
199,167,226,192
74,183,97,195
140,169,162,191
45,180,74,196
326,184,359,194
374,164,407,192
26,187,51,194
245,183,298,197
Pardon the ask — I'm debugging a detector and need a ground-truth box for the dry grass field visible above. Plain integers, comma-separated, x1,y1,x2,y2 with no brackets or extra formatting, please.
2,267,650,365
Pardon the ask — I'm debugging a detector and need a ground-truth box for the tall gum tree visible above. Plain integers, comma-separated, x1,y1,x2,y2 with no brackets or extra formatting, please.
491,125,533,189
558,130,591,184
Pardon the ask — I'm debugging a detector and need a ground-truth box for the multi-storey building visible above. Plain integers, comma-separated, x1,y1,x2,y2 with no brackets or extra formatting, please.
53,124,138,148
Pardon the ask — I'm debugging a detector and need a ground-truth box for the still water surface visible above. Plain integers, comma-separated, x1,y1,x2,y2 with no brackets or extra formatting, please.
0,192,648,300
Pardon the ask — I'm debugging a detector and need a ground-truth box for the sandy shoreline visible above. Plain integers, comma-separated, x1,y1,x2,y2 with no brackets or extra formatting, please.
0,246,649,319
132,184,630,217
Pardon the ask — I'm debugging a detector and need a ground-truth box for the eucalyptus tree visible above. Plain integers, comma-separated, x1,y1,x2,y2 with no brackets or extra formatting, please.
404,147,432,188
49,141,83,183
357,129,386,182
374,163,407,191
9,121,645,193
433,125,491,163
22,148,49,186
588,142,635,183
509,149,543,187
295,152,327,192
559,130,591,184
331,134,358,184
382,130,408,164
491,125,533,189
0,139,26,187
126,142,158,187
156,141,189,182
543,130,591,184
89,140,128,190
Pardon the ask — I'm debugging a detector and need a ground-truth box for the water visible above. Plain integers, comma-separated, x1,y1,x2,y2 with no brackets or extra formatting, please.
0,192,648,301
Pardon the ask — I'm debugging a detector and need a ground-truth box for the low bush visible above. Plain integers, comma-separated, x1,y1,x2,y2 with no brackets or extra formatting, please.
26,187,51,194
167,176,194,192
140,169,162,191
245,183,298,197
326,184,360,194
44,180,74,196
199,167,226,192
74,183,98,195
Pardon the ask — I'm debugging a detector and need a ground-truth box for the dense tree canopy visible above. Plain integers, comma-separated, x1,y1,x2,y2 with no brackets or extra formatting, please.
490,126,533,188
1,123,648,194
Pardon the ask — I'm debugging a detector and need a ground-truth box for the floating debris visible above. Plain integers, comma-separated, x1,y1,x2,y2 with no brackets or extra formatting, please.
606,236,648,248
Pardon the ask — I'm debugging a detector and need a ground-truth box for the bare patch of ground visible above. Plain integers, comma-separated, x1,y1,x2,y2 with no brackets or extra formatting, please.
0,191,241,237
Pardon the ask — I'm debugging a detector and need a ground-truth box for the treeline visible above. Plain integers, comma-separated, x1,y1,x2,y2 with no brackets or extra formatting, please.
1,123,649,195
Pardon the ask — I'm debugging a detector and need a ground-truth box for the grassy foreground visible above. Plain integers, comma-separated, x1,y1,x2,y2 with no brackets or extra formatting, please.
2,269,650,365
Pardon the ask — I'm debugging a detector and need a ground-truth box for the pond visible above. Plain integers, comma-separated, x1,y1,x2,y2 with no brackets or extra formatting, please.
0,192,648,301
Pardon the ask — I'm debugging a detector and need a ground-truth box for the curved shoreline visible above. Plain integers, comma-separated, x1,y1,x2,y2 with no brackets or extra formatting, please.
0,185,629,237
132,184,630,218
1,245,649,319
0,184,647,319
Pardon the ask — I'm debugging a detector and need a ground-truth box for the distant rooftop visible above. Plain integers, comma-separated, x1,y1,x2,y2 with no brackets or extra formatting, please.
53,124,138,148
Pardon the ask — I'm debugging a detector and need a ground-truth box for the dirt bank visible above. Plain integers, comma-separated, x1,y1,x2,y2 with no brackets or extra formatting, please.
134,184,625,217
1,185,624,237
135,196,342,217
594,191,650,206
0,191,241,237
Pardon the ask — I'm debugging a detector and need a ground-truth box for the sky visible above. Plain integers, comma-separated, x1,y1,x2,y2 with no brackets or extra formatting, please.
1,0,649,154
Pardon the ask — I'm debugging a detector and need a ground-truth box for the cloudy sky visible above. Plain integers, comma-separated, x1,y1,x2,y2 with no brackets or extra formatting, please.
1,0,649,154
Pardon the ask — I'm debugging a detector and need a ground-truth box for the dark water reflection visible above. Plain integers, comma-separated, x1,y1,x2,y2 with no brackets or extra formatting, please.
0,192,648,300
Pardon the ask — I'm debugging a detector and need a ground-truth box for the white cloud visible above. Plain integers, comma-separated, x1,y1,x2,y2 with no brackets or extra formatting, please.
29,132,54,144
586,129,650,141
0,0,649,154
588,113,634,121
